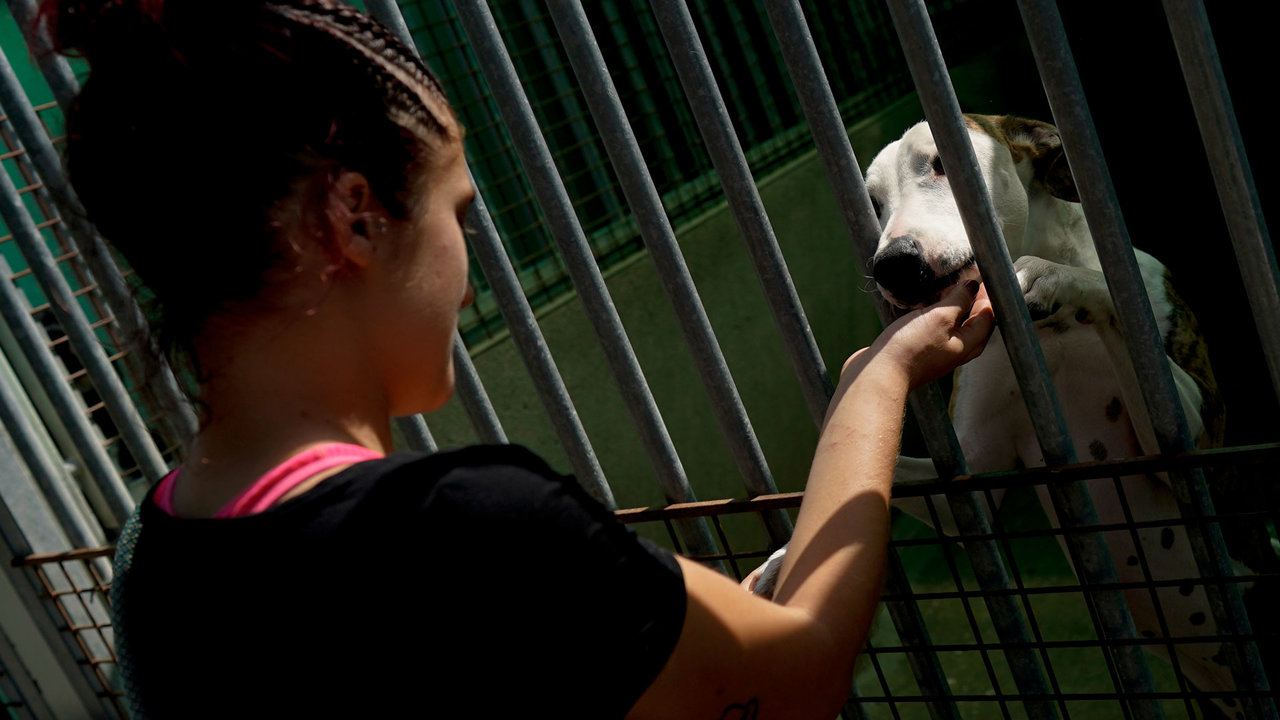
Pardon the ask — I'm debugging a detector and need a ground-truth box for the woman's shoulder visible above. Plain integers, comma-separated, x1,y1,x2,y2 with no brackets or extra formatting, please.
342,443,577,508
324,443,614,535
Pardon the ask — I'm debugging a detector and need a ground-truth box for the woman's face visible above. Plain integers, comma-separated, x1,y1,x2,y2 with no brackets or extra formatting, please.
366,136,475,417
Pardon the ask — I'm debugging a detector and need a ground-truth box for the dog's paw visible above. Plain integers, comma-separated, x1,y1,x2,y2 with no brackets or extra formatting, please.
742,546,788,600
1014,255,1111,321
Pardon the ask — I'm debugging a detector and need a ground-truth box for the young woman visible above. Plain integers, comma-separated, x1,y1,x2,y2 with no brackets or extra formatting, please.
43,0,994,717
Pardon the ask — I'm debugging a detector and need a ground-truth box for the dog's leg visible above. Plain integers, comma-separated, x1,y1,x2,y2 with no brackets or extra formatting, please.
1014,256,1165,455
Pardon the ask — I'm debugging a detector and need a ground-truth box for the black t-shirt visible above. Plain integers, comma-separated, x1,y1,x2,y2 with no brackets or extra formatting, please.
112,445,686,719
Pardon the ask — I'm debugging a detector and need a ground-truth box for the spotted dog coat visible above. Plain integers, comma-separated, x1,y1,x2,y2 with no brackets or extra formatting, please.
753,115,1247,715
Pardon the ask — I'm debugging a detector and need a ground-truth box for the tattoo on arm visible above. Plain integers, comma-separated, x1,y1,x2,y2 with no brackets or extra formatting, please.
719,698,759,720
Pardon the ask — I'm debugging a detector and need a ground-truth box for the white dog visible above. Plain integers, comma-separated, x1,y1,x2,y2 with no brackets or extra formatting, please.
752,115,1246,714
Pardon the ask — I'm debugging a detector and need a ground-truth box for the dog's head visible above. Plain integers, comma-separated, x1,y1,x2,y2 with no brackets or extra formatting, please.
864,115,1079,309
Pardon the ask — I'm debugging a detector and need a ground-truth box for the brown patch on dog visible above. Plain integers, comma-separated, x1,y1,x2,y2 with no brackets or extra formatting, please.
964,114,1079,201
1162,272,1223,448
1105,397,1123,422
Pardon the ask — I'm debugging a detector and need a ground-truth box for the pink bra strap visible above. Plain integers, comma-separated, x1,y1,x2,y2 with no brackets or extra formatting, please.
154,469,181,515
153,443,384,518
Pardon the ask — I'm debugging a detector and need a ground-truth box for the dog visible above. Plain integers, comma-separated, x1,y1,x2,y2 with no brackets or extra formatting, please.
750,115,1249,715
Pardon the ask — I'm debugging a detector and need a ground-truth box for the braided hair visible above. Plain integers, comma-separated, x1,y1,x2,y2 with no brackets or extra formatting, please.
39,0,457,366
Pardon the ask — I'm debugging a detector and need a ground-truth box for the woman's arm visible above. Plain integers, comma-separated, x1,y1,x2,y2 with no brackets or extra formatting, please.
629,281,993,720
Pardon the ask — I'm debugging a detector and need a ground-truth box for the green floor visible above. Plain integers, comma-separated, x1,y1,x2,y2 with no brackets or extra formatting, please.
858,487,1205,720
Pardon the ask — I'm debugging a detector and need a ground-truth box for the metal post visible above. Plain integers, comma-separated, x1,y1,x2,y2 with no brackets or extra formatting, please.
0,251,134,527
0,119,167,486
0,363,107,551
545,0,791,544
450,338,507,445
887,1,1166,716
1015,0,1275,714
393,414,438,454
0,19,198,446
450,0,721,559
760,3,1063,714
1161,0,1280,407
645,1,956,710
649,0,833,428
365,0,612,506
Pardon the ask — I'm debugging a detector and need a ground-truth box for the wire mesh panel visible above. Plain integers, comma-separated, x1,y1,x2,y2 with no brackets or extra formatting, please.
0,34,185,511
618,446,1280,719
9,549,120,719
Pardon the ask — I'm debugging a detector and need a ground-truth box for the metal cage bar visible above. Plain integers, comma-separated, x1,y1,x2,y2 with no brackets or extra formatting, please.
450,0,720,557
886,1,1167,716
763,2,1061,717
646,0,967,711
0,360,107,552
1159,0,1280,408
0,247,134,528
365,0,612,505
393,414,438,454
0,44,198,447
544,0,792,544
1014,0,1275,715
0,95,167,494
450,338,508,445
648,0,834,429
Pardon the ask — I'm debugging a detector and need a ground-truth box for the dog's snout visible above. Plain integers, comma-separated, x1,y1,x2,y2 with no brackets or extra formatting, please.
873,235,935,305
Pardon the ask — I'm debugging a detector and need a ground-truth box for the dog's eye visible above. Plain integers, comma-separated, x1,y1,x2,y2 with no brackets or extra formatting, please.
931,155,945,177
869,197,883,218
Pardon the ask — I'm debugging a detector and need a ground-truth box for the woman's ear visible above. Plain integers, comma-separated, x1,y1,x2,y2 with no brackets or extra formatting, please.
328,171,380,267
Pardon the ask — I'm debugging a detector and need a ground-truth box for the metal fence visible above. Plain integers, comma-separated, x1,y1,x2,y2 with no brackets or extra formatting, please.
0,0,1275,718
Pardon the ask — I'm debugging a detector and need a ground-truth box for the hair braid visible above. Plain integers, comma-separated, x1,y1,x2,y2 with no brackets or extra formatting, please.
44,0,463,371
267,0,454,146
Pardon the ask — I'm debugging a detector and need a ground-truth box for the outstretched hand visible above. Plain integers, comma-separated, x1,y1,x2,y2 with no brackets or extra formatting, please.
849,280,995,391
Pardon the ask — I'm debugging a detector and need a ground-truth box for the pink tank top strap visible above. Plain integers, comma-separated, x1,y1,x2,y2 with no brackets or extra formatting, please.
215,443,384,518
153,469,182,515
152,443,384,518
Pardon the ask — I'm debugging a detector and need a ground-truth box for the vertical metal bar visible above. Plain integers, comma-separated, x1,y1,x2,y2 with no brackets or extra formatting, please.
1162,0,1280,406
645,1,951,710
450,0,721,559
0,107,190,455
2,1,78,112
362,0,418,47
887,2,1166,717
0,253,135,527
763,2,1059,716
0,21,198,445
0,123,167,484
0,363,107,551
366,0,612,506
649,0,834,428
545,0,791,543
450,338,507,445
1015,0,1275,714
879,548,962,720
393,414,438,454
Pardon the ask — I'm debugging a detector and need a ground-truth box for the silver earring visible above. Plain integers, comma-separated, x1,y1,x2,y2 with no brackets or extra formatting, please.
376,217,390,234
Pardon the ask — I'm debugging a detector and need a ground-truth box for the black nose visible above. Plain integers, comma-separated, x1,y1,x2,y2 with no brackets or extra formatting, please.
872,235,935,305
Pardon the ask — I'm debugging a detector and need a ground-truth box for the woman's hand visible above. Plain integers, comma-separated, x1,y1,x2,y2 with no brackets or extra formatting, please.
851,280,995,391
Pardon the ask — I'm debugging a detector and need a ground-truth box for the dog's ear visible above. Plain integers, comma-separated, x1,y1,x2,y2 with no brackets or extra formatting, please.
969,115,1080,203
